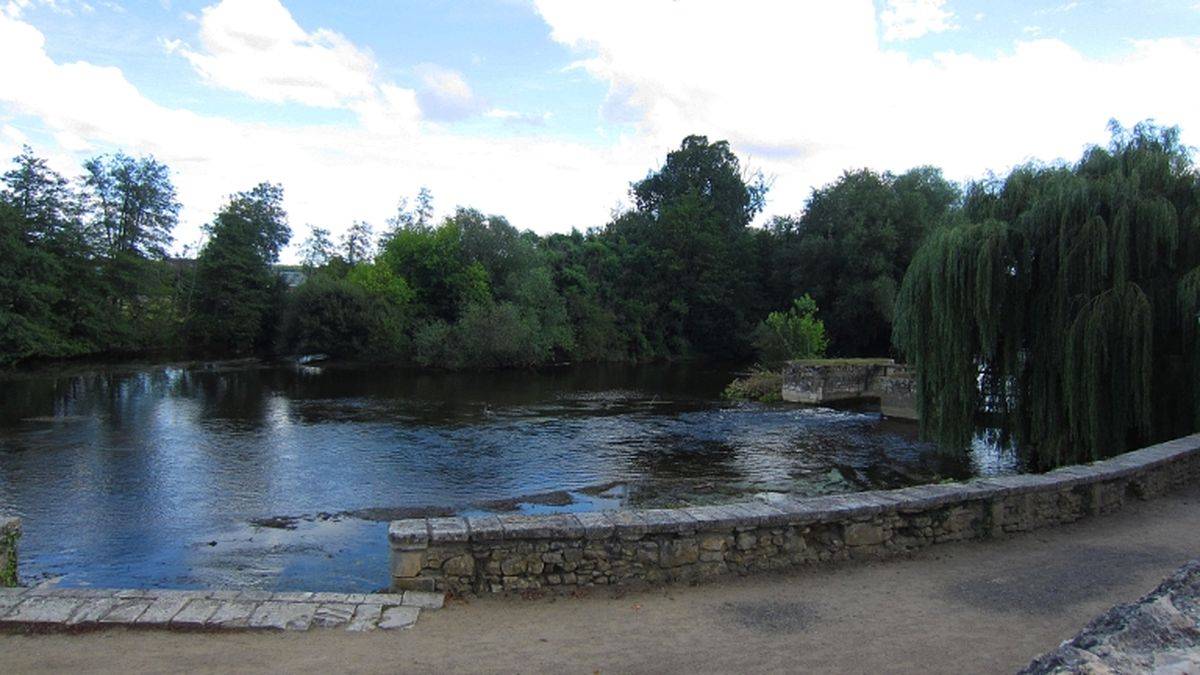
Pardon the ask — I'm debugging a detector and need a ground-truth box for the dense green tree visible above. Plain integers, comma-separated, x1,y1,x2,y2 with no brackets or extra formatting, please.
0,201,71,364
632,135,766,227
0,150,94,362
379,207,573,367
543,230,624,361
767,167,958,356
190,183,291,355
378,211,489,322
895,122,1200,467
82,153,179,260
79,152,182,350
600,135,769,359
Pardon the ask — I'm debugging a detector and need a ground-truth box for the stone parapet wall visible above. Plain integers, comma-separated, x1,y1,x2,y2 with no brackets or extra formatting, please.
1021,559,1200,673
390,435,1200,595
1,517,19,587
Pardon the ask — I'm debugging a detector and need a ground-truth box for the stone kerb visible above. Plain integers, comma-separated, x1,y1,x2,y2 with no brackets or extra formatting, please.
1,517,18,588
390,434,1200,595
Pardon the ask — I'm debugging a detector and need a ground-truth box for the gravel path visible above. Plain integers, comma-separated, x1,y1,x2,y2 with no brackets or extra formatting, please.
3,484,1199,674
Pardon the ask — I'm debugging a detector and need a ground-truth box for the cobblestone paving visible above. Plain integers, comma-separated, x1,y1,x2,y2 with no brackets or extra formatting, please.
0,587,442,632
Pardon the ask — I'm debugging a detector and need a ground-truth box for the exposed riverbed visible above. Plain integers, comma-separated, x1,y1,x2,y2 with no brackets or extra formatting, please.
0,362,1018,592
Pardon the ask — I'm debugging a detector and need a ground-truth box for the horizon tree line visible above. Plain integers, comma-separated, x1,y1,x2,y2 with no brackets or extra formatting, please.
3,122,1197,467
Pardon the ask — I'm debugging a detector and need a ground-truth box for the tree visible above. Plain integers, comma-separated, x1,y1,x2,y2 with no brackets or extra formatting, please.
752,295,829,363
380,187,435,248
1,148,118,360
341,220,374,264
894,122,1200,467
299,226,334,270
414,187,434,228
190,183,291,354
632,135,766,228
613,135,769,359
768,167,958,356
81,153,179,260
78,152,182,349
4,146,77,239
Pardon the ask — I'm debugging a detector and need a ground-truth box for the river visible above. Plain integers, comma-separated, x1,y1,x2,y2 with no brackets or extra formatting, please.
0,361,1017,592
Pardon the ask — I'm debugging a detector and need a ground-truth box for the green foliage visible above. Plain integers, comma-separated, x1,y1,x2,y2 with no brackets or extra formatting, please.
0,524,17,587
380,207,574,368
766,167,958,356
752,295,829,363
0,147,184,364
282,274,409,359
895,121,1200,466
570,135,771,361
722,367,783,402
190,183,291,355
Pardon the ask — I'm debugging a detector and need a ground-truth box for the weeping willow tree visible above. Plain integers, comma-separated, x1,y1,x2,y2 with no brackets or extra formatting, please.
895,122,1200,468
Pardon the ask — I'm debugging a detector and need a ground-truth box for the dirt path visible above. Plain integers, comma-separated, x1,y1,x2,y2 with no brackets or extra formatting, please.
4,486,1200,674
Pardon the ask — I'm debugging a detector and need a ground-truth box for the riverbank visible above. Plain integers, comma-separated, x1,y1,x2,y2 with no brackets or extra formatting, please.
2,483,1196,673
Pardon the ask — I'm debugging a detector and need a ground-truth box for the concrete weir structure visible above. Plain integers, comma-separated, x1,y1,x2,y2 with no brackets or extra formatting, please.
781,359,917,419
389,434,1200,595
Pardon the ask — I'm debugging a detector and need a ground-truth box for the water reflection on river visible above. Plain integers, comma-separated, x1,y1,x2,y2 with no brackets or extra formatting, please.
0,362,1018,591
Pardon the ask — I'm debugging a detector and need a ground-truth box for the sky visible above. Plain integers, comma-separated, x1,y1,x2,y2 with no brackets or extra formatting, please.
1,0,1199,261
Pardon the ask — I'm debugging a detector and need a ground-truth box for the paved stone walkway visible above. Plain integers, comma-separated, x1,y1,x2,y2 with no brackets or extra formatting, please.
0,586,443,632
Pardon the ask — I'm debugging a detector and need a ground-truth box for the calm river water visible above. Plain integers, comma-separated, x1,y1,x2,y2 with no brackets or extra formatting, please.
0,361,1018,592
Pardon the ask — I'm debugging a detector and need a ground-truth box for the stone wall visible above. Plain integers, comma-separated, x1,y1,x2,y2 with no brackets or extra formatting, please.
1022,559,1200,673
1,517,19,587
781,360,917,420
390,435,1200,595
781,361,890,404
877,364,917,420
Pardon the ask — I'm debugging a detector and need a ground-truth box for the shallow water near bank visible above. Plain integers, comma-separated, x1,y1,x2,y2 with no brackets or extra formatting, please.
0,362,1018,592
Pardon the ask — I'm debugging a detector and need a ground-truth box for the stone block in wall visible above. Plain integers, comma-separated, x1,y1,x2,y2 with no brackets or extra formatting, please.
389,519,430,549
574,511,619,539
640,509,699,534
499,514,585,539
427,517,470,543
661,538,700,567
843,521,885,547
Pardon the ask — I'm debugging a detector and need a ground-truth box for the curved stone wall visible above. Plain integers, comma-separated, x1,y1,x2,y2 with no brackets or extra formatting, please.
390,434,1200,594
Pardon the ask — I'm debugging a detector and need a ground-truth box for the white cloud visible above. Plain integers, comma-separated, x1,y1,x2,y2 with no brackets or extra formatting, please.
1035,2,1080,15
533,0,1200,221
4,0,1200,266
3,0,100,18
172,0,493,128
177,0,380,108
879,0,956,41
412,63,484,121
0,8,651,261
485,108,551,127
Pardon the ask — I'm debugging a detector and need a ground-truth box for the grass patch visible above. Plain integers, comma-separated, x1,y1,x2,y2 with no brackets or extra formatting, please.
723,368,783,402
